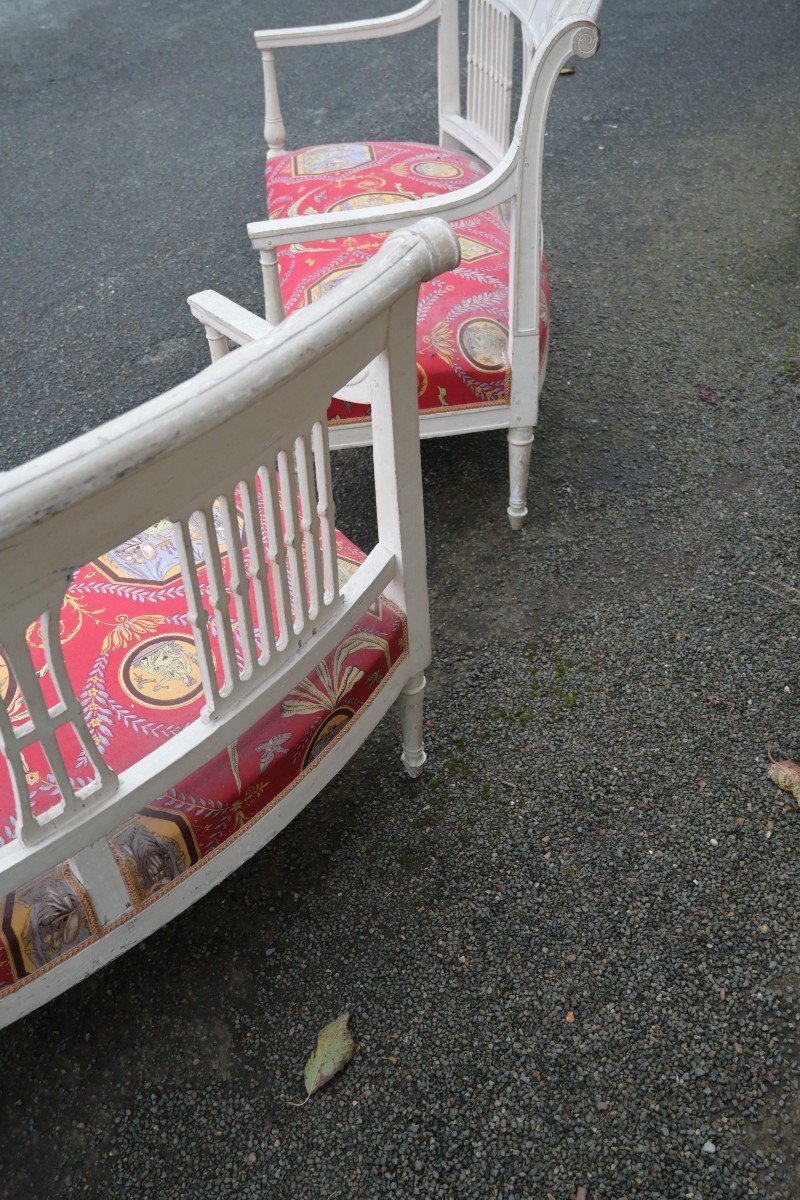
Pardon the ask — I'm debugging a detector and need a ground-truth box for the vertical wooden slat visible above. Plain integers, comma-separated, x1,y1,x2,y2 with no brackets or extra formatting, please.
497,8,507,145
42,609,117,796
489,1,498,143
197,504,239,695
0,669,37,843
293,434,324,622
499,8,514,149
276,449,305,636
218,490,258,681
258,463,294,650
466,0,477,125
464,0,517,155
311,420,338,606
173,517,222,714
477,0,488,134
7,629,75,821
239,475,276,667
437,0,462,146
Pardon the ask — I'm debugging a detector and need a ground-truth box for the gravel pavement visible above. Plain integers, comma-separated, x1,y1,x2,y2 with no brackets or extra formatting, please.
0,1,798,1197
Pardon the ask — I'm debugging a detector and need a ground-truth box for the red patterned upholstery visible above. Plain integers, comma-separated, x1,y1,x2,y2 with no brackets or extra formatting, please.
266,142,550,423
0,521,406,993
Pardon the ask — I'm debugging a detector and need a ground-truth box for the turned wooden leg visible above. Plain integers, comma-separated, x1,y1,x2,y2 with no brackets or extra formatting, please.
399,672,426,778
507,426,534,531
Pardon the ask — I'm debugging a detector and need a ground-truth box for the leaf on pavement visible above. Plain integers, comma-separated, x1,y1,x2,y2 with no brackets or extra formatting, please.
766,745,800,804
302,1012,355,1101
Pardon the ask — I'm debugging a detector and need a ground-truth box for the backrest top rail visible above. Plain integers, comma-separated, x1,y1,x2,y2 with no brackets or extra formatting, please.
0,221,454,550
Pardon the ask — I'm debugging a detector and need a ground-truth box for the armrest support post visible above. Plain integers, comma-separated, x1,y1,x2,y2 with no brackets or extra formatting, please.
260,249,286,324
204,324,230,362
261,49,286,159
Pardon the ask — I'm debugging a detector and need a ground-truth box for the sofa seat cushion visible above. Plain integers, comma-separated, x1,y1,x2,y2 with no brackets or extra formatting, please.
266,141,550,424
0,520,406,993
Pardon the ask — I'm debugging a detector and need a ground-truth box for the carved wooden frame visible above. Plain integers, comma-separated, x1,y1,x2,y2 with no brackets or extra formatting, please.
190,0,601,528
0,218,460,1028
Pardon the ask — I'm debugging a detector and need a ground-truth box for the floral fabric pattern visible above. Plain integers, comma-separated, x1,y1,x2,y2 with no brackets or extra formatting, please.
265,140,550,423
0,523,406,994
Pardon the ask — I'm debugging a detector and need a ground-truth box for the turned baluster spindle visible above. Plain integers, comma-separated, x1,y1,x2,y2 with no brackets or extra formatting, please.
276,450,305,635
218,491,258,680
42,609,116,797
292,434,325,623
239,476,277,667
261,49,286,160
258,464,294,650
311,421,338,605
173,517,222,713
0,623,78,838
197,505,239,695
0,638,41,844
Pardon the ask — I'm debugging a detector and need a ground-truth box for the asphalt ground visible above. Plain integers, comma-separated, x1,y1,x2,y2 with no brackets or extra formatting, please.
0,1,799,1197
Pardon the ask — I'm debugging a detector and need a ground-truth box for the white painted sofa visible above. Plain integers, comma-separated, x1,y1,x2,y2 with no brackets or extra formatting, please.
190,0,601,528
0,218,459,1028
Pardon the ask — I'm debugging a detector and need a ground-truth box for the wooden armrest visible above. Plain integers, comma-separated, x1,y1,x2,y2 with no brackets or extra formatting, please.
187,290,272,345
254,0,441,50
187,290,382,411
250,153,518,250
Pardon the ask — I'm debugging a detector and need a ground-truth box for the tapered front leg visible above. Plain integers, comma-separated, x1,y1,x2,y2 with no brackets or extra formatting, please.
399,672,427,778
507,426,534,530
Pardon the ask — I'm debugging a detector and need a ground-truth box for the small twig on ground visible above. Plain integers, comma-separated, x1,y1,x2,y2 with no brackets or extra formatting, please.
756,581,800,606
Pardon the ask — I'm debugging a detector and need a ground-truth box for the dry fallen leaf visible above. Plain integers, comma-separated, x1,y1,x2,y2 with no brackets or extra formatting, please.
766,745,800,804
289,1012,355,1105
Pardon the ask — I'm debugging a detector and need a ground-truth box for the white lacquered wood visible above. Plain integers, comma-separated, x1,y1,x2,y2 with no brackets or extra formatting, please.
187,292,382,411
261,49,286,159
260,248,286,324
399,671,427,777
465,0,514,160
507,425,535,528
254,0,441,51
193,1,601,528
188,292,271,344
0,220,459,949
329,399,515,448
203,323,230,362
437,0,461,146
69,840,132,926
